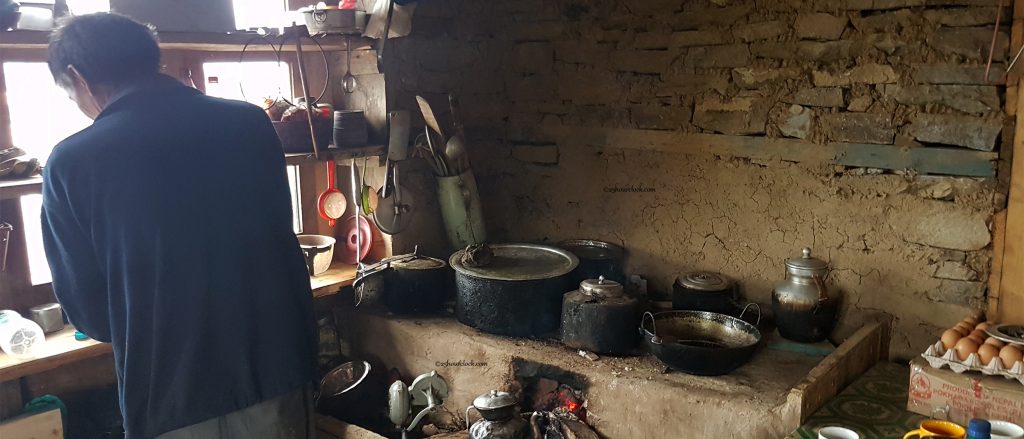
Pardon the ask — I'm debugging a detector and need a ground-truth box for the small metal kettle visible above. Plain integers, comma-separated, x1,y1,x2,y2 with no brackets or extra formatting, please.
771,247,838,343
561,276,640,355
466,390,529,439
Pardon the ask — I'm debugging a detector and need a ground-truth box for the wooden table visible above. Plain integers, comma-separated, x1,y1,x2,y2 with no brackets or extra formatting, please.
0,327,110,383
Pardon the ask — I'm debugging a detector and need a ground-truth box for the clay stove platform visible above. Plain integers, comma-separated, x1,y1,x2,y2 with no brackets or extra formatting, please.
346,313,885,439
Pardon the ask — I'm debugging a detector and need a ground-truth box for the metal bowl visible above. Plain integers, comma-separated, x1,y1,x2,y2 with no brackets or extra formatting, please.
319,360,371,400
640,311,762,376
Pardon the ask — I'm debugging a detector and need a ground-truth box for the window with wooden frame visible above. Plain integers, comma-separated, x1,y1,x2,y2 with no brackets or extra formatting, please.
0,28,357,311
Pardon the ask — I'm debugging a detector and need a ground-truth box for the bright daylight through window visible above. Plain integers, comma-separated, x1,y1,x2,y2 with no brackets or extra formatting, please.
4,1,300,285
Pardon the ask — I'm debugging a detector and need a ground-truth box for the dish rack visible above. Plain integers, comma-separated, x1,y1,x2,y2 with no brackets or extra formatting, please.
921,340,1024,385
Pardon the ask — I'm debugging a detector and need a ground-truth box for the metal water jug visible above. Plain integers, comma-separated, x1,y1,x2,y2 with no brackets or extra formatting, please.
466,390,529,439
771,247,838,343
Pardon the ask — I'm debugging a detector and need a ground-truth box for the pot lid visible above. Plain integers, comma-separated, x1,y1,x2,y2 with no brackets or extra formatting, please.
559,239,624,261
473,390,518,410
675,271,733,292
392,256,445,270
580,276,624,297
449,243,579,281
785,247,828,274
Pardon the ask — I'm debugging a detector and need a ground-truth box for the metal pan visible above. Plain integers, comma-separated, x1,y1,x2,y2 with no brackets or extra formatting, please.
639,307,762,376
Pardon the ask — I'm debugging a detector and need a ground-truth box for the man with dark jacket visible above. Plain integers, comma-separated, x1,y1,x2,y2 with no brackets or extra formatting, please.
41,13,316,439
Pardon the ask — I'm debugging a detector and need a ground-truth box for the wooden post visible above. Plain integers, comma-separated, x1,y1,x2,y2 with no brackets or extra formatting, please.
0,51,12,149
999,0,1024,324
999,75,1024,324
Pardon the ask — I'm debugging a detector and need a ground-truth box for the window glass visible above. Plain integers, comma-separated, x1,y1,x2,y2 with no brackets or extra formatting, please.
286,165,302,234
20,195,51,285
204,61,301,234
232,0,289,30
67,0,111,15
203,61,291,108
4,62,94,165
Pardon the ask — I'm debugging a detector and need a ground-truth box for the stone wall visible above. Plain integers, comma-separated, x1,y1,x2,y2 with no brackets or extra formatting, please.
387,0,1009,358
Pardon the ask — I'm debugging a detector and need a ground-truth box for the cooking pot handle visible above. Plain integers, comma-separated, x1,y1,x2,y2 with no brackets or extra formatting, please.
465,405,477,430
639,312,661,344
739,303,761,326
812,275,829,311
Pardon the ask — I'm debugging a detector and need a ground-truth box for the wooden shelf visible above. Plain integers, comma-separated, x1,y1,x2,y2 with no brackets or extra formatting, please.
311,262,357,298
0,30,374,52
285,144,386,165
0,265,356,381
0,177,42,202
0,326,111,382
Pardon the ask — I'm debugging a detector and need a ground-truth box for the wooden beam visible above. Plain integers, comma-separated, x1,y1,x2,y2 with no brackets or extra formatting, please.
1000,75,1024,324
786,322,886,424
0,178,42,202
0,51,11,150
512,124,999,177
0,30,373,52
989,210,1008,319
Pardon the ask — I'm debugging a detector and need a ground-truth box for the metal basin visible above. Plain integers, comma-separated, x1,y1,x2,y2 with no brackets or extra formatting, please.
640,311,762,376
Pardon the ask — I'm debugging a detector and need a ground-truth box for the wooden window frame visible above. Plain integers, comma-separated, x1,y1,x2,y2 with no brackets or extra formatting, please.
0,41,339,311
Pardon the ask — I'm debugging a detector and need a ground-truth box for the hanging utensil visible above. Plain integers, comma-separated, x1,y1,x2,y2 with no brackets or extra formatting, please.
343,35,357,93
375,0,396,73
424,126,449,176
358,157,378,215
415,95,446,146
445,94,470,175
318,161,346,227
374,162,415,235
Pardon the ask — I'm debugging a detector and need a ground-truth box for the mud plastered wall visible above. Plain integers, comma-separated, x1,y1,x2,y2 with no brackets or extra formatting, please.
388,0,1008,358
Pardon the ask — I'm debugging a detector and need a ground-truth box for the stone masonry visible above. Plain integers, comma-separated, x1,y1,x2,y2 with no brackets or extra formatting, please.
387,0,1009,359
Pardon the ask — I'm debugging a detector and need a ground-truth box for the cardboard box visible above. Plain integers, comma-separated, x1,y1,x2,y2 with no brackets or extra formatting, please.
908,358,1024,425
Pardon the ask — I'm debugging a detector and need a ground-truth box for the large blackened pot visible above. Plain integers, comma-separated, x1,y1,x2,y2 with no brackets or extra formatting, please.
451,244,579,337
558,239,625,286
382,256,451,314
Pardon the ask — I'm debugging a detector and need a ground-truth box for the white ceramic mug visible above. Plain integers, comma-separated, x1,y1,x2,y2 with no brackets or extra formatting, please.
991,420,1024,439
819,426,861,439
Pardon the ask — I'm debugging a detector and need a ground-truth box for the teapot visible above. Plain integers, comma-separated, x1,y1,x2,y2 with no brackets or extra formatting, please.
771,247,838,343
466,390,529,439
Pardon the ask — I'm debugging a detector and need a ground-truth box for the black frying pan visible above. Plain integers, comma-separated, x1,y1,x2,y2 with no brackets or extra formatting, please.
639,309,762,376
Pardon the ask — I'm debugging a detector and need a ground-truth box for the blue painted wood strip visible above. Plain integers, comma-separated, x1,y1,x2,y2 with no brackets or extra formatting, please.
511,125,997,178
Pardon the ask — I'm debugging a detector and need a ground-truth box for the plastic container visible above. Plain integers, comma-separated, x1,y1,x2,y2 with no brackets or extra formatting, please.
921,340,1024,385
0,310,45,358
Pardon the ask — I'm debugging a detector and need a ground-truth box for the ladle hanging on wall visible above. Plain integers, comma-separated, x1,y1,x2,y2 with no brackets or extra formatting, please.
343,36,357,93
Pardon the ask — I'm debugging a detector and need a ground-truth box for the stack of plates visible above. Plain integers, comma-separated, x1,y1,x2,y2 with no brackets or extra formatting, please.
334,110,368,148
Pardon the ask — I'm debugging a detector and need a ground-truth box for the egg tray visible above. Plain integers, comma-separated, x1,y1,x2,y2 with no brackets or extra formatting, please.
921,341,1024,385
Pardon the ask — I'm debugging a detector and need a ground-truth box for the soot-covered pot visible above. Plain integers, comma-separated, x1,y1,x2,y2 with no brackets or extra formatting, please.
561,276,640,355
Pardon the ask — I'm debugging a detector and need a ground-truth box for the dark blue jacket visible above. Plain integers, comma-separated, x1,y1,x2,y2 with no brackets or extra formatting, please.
41,75,316,439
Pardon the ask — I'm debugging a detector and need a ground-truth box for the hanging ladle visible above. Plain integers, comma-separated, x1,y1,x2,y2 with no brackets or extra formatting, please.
318,160,346,227
343,36,357,93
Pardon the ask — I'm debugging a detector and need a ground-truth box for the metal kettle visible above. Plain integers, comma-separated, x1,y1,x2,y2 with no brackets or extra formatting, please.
466,390,529,439
561,276,640,355
771,247,838,343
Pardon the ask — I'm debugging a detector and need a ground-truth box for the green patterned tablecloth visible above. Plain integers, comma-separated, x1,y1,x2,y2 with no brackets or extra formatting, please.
788,362,928,439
